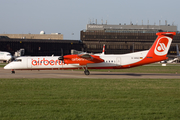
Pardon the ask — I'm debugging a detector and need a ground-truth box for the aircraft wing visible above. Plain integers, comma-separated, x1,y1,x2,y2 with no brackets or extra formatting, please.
63,53,104,65
78,53,104,65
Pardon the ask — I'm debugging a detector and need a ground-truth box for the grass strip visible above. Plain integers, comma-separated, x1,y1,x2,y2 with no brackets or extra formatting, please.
0,78,180,120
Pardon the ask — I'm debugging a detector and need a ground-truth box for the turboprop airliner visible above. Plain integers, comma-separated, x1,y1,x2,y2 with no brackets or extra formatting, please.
4,32,176,75
0,51,12,63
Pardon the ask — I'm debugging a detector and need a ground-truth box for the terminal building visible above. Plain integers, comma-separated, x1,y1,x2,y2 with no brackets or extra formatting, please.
81,23,180,55
0,35,82,56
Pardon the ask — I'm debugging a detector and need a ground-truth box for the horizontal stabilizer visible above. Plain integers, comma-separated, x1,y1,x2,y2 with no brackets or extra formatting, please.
156,32,176,36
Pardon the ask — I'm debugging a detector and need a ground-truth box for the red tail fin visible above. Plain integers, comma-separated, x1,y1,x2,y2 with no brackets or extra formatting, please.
129,32,176,67
146,32,176,60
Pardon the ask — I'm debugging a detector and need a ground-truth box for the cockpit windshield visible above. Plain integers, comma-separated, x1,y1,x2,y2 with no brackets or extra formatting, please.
14,59,22,62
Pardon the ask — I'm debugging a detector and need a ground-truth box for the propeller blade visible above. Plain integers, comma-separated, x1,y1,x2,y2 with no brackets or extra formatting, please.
58,48,64,63
61,48,63,57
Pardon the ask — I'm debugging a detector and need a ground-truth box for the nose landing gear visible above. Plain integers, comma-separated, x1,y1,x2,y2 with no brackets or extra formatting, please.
11,69,15,74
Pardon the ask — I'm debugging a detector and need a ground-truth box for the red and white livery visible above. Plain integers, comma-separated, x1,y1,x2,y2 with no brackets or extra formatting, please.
4,32,176,75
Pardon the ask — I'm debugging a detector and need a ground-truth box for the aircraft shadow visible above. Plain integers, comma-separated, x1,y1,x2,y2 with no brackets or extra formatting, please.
91,73,180,76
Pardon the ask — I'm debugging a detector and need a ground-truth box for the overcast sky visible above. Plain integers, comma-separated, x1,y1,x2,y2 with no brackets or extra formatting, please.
0,0,179,40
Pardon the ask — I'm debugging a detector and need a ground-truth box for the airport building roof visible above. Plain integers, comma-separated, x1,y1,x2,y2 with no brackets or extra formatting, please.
86,24,177,33
0,34,63,40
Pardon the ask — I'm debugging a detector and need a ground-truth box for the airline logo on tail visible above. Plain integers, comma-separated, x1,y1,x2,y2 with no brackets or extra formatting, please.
154,36,172,56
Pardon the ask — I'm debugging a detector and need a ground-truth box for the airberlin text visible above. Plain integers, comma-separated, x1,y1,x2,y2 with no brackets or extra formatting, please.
32,58,64,66
72,58,92,61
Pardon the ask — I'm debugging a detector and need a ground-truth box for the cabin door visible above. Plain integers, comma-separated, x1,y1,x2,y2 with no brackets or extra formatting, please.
116,57,121,65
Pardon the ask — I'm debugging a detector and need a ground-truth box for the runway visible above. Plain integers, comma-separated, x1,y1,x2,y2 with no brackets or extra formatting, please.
0,68,180,79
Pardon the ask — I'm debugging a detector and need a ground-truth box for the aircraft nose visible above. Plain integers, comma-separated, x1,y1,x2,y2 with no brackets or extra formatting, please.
4,64,11,69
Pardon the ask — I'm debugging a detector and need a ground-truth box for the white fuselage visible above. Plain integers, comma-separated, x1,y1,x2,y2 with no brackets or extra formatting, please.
4,50,149,70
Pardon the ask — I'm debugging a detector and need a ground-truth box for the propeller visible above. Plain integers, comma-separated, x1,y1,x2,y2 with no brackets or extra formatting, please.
58,48,64,61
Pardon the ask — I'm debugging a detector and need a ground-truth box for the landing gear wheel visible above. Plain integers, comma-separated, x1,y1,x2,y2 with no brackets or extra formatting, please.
11,70,15,74
84,70,90,75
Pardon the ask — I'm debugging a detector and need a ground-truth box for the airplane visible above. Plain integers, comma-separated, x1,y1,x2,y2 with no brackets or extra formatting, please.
176,44,180,57
4,32,176,75
170,44,180,63
0,51,12,63
167,44,180,63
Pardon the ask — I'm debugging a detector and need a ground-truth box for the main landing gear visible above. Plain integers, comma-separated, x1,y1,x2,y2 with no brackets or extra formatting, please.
83,66,90,75
84,70,90,75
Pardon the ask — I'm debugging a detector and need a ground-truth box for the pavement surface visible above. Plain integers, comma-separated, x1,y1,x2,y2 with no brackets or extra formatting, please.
0,68,180,79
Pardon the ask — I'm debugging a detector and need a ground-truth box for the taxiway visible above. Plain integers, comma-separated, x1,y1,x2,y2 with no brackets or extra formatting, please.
0,68,180,79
